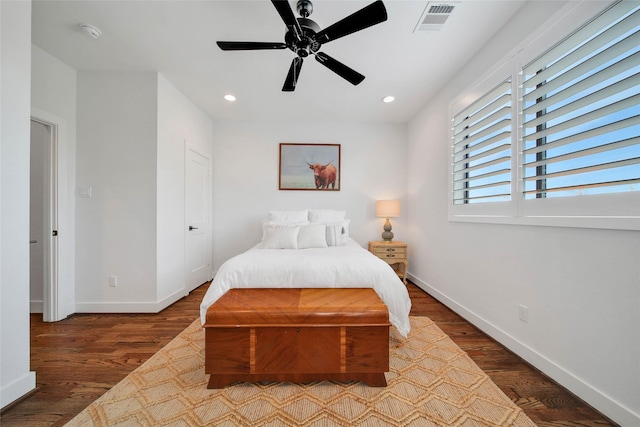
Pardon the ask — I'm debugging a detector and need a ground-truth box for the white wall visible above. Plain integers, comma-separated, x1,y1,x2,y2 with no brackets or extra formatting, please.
0,0,36,408
31,44,77,319
406,1,640,425
75,71,158,308
211,121,406,269
157,74,213,301
75,71,213,311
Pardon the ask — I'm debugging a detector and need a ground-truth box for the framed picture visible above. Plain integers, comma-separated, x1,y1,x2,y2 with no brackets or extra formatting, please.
279,143,341,191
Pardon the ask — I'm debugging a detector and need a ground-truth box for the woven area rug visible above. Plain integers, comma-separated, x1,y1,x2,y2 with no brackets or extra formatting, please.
66,317,536,426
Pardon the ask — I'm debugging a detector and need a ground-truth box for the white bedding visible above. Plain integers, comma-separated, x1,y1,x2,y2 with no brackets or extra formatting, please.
200,239,412,337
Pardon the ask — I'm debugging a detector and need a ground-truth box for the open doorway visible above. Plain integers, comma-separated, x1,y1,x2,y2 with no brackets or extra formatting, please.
30,118,58,322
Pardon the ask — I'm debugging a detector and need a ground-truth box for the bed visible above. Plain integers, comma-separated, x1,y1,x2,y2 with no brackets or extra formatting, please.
199,209,412,386
200,238,412,336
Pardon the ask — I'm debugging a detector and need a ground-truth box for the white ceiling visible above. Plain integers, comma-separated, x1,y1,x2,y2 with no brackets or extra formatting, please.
32,0,526,124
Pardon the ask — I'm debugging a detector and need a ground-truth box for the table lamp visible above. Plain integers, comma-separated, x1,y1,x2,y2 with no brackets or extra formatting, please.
376,200,400,241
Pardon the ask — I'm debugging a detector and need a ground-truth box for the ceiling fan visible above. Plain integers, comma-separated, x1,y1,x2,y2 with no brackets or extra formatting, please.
217,0,387,92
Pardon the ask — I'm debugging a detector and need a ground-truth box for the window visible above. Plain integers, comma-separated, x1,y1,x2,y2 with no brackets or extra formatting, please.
449,1,640,230
452,79,512,205
522,2,640,199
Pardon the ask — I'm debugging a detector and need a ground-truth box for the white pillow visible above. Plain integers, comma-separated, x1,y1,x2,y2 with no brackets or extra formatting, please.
308,209,346,223
268,209,308,223
261,220,309,241
260,226,300,249
297,223,328,249
325,220,350,246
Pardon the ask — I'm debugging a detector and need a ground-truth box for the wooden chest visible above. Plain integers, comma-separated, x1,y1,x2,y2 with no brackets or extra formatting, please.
204,288,390,388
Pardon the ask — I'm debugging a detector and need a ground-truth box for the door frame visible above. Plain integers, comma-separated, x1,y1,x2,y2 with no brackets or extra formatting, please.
30,116,59,322
31,108,74,321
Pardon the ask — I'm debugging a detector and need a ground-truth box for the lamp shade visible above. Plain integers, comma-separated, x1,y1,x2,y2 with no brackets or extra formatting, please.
376,200,400,218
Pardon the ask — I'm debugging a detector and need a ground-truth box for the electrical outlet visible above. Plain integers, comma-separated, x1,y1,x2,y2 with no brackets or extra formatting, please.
518,304,529,323
108,276,118,287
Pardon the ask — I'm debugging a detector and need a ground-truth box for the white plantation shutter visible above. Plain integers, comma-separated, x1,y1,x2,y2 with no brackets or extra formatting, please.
452,79,512,204
521,2,640,199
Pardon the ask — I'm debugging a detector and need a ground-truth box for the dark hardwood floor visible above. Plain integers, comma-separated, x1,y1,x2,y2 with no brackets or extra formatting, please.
1,282,616,426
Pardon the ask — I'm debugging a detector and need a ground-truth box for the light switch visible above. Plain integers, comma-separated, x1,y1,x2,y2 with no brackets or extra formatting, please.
79,187,93,198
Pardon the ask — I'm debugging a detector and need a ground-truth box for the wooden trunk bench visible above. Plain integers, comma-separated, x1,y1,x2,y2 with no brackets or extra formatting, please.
204,288,390,388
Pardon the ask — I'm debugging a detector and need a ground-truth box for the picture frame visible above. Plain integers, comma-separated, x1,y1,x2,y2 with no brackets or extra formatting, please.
279,143,341,191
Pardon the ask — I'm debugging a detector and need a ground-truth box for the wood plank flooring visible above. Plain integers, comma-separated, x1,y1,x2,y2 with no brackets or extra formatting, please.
1,282,617,426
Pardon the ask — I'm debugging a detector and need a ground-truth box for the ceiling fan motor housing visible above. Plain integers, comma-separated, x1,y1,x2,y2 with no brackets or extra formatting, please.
285,17,321,57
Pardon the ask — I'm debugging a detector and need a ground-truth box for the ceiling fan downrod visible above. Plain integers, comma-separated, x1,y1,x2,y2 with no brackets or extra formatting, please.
296,0,313,18
285,1,321,58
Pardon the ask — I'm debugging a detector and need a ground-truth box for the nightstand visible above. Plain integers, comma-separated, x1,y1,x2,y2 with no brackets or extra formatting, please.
368,241,408,284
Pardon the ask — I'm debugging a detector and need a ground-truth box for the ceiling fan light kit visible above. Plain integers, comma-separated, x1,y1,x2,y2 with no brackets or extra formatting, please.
217,0,388,92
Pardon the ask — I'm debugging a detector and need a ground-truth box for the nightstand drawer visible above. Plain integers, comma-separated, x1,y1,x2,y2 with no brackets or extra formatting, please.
372,247,406,259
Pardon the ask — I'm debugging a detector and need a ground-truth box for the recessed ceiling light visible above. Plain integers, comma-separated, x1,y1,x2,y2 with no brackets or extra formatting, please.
224,94,236,102
80,24,102,39
382,95,395,103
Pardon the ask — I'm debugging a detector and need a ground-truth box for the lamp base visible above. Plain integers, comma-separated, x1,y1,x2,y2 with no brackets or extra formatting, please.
381,218,394,241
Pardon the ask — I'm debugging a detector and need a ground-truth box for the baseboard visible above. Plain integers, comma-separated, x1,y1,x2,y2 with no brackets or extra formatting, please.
186,277,213,293
407,272,639,427
30,300,43,313
74,288,188,313
1,371,36,410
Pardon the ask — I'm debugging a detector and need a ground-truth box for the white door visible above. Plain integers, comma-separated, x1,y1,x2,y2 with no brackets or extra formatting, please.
185,147,211,290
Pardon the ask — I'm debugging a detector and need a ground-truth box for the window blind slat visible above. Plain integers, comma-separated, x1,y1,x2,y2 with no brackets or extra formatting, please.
453,168,511,184
524,157,640,181
458,180,511,192
524,136,640,164
523,178,640,195
453,154,510,174
453,192,511,203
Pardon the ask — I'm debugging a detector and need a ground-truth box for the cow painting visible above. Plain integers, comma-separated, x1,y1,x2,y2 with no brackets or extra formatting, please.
279,143,340,190
307,161,337,189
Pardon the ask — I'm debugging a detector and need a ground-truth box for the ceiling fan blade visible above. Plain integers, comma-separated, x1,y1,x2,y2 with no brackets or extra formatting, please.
283,57,304,92
315,0,387,44
315,52,365,86
217,41,287,51
271,0,303,41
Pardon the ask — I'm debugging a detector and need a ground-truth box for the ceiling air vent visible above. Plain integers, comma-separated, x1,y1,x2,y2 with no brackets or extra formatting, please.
414,2,459,32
